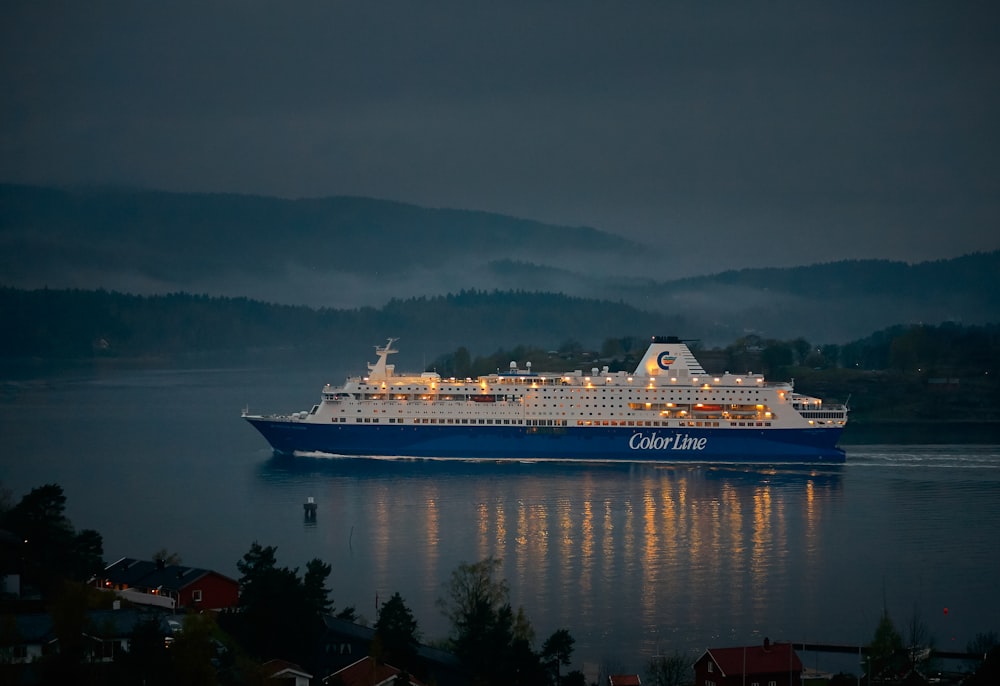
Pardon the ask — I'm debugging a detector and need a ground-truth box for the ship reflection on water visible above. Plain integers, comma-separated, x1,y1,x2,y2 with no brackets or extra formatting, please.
256,456,844,663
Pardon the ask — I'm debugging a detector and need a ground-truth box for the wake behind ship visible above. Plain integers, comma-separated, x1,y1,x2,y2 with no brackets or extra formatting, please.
243,337,848,462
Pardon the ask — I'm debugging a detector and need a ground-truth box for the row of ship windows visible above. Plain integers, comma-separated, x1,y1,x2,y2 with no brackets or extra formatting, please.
330,417,773,428
800,412,846,418
349,397,767,407
341,409,770,419
362,387,763,396
531,398,760,404
347,405,767,412
527,403,766,409
334,417,519,425
528,388,762,396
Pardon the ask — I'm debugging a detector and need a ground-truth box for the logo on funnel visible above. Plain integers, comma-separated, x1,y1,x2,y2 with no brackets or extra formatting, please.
657,352,676,370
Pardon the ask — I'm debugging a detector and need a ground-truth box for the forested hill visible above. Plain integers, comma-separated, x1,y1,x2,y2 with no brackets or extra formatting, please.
0,183,640,305
3,184,998,343
0,287,686,367
0,184,637,268
498,251,1000,342
3,283,997,365
668,252,1000,301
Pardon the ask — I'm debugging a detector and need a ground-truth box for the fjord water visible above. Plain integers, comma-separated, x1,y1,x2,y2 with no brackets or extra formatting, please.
2,363,998,674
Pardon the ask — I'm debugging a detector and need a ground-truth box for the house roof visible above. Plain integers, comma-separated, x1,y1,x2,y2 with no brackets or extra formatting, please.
609,675,642,686
323,614,377,641
82,608,164,638
702,641,803,676
101,557,236,592
324,656,426,686
11,613,54,643
263,658,313,680
321,615,462,670
12,608,172,644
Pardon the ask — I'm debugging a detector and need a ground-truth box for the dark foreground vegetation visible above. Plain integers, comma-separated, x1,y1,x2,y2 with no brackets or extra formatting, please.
2,484,998,685
1,484,585,685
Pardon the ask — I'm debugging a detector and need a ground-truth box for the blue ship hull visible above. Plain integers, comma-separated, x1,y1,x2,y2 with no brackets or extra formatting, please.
245,418,846,463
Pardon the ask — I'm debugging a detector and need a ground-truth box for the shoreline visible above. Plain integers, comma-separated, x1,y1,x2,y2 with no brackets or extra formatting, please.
841,420,1000,445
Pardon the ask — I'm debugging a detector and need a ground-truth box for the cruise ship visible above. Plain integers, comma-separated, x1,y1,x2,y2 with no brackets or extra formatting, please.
243,337,848,462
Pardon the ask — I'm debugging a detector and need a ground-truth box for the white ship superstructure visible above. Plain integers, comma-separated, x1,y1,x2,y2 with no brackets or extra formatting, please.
244,336,848,462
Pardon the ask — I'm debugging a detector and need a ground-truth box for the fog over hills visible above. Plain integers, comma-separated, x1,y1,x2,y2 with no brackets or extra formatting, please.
0,184,646,305
2,184,997,344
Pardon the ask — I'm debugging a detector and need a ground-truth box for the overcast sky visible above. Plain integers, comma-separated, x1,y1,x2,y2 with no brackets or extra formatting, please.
2,2,999,274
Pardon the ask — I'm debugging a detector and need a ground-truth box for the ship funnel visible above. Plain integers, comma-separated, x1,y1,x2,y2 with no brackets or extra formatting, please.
633,337,706,377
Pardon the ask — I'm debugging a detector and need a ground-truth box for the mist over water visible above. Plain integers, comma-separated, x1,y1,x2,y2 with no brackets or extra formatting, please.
2,364,998,676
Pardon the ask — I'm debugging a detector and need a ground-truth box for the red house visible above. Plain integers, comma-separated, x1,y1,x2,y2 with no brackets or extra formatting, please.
98,557,239,610
694,638,803,686
322,656,426,686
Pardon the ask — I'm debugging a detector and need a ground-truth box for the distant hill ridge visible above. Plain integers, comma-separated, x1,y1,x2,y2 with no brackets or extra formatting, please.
672,253,1000,299
0,183,637,276
1,183,997,342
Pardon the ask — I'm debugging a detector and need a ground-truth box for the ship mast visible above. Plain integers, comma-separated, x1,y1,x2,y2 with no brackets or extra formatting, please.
367,338,399,381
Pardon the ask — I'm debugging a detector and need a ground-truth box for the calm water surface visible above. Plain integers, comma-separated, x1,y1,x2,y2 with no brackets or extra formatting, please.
2,364,998,674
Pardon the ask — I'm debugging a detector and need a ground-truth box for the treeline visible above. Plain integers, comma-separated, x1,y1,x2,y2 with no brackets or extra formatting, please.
7,285,999,371
3,286,999,424
0,286,682,362
673,252,1000,302
0,287,361,359
428,323,1000,427
704,323,1000,377
716,324,1000,424
429,323,1000,379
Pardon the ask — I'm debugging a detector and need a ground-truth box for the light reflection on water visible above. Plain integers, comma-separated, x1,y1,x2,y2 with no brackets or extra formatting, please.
256,458,842,656
253,449,1000,673
2,365,998,675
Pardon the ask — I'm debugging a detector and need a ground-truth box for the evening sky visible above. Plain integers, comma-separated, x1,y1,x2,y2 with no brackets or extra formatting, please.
2,2,998,277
